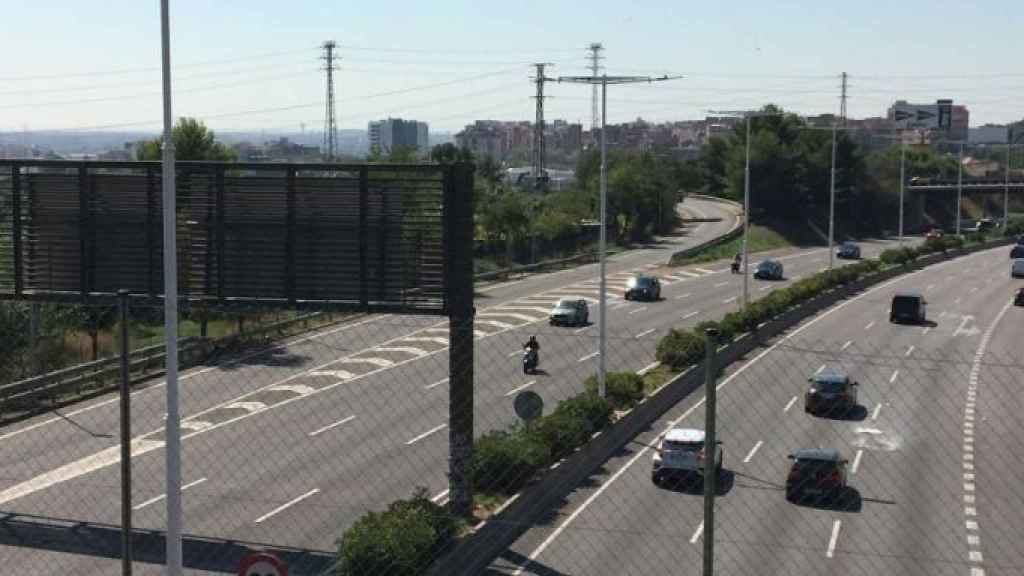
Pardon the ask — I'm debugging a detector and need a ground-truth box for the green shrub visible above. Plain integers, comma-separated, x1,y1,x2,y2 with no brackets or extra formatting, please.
655,328,706,370
583,372,644,410
695,319,732,342
470,428,549,494
1003,217,1024,237
943,235,965,250
529,410,593,460
554,391,614,431
336,489,458,576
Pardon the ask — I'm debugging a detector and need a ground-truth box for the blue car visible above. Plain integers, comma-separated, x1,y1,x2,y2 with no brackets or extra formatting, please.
837,242,861,260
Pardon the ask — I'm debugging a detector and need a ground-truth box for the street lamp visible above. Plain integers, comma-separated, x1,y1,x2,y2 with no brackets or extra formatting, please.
558,73,681,397
957,141,964,236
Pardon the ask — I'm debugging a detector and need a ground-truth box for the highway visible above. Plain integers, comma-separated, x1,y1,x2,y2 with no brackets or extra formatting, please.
486,244,1022,576
0,196,923,574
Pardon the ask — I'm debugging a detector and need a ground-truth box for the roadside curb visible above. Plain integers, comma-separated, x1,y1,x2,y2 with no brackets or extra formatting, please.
427,238,1012,576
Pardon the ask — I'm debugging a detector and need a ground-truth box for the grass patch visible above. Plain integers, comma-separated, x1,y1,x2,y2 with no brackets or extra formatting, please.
670,224,793,267
641,364,676,395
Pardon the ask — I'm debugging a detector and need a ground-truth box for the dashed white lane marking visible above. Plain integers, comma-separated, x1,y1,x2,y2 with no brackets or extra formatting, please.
889,370,899,383
926,283,935,291
508,350,521,357
491,306,552,315
375,346,428,357
851,449,864,474
922,326,931,335
783,396,799,413
674,293,691,300
689,521,704,544
574,326,590,334
629,306,648,315
826,520,842,558
694,267,715,274
636,362,660,376
254,488,320,524
760,286,772,291
308,415,357,437
841,340,853,351
742,441,763,463
477,319,515,330
905,345,915,357
864,321,876,330
714,281,730,288
225,401,266,413
134,477,207,511
814,364,826,375
871,404,882,421
405,424,447,445
578,351,600,363
677,271,702,278
480,312,540,323
400,336,449,346
431,489,450,504
682,310,700,320
636,328,656,339
505,380,536,397
425,378,448,390
723,296,738,304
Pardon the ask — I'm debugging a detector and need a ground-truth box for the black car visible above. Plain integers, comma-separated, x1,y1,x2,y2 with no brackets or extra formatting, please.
805,368,859,416
624,275,661,301
1015,288,1024,307
786,448,848,502
890,292,927,324
1011,245,1024,259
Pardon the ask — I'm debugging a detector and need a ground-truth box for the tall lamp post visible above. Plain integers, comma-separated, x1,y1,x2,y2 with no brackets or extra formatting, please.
557,73,681,397
956,141,964,236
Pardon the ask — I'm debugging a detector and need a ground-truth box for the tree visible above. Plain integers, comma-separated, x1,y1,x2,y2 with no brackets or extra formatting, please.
476,155,503,193
136,117,237,162
430,143,474,164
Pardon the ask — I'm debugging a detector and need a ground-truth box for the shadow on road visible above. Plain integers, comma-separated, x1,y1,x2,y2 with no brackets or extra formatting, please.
484,548,573,576
657,469,736,497
211,343,313,371
0,511,335,575
788,486,865,513
814,404,869,422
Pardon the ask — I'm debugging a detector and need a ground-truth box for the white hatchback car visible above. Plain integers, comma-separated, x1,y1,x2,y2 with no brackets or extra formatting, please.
652,427,723,485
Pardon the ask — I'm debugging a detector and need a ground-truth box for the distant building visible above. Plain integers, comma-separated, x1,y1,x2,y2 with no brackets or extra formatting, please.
968,124,1009,144
368,118,429,155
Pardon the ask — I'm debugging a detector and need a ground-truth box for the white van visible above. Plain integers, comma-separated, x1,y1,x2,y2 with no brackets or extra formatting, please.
1013,259,1024,279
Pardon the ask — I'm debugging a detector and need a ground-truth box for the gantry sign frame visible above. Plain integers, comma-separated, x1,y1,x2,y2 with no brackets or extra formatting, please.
0,160,473,316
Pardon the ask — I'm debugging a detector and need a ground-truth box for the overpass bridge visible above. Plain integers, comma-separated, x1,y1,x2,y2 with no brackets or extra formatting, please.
904,178,1024,231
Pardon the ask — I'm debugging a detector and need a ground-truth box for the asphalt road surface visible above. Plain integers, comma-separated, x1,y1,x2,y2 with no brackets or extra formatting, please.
486,243,1022,576
0,197,930,574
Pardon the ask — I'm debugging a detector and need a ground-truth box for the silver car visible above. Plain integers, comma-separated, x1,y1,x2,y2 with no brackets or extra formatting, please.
549,298,589,327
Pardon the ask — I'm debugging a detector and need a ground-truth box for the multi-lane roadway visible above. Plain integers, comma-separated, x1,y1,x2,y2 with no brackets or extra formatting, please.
0,196,936,574
487,243,1022,576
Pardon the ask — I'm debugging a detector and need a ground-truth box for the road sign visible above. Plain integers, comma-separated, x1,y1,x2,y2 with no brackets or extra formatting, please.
238,552,287,576
891,101,953,130
514,390,544,422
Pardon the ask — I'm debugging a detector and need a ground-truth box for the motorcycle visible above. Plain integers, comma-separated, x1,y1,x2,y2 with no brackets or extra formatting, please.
523,347,539,374
730,259,741,274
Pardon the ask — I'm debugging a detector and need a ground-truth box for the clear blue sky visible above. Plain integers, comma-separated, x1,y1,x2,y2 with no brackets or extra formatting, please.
1,0,1021,133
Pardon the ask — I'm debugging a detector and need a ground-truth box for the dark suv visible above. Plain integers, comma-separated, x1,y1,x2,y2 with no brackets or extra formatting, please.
890,292,927,324
1015,288,1024,307
805,368,858,416
624,275,661,301
786,448,848,502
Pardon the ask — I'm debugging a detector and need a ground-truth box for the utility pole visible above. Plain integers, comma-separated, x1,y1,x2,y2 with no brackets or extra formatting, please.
557,72,681,397
587,43,604,143
532,63,551,186
701,327,720,576
956,141,964,236
321,41,339,161
899,137,906,246
840,72,848,127
1004,142,1011,227
828,121,837,270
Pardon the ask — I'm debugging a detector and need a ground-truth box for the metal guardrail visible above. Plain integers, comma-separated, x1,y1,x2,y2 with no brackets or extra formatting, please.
0,312,333,424
473,251,600,283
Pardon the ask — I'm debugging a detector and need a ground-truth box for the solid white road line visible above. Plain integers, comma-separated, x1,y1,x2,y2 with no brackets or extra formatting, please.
134,477,207,511
629,307,648,315
405,424,447,445
689,521,704,544
784,396,798,413
425,378,448,390
889,370,899,383
308,415,357,437
505,381,536,397
871,404,882,421
431,489,450,504
851,449,864,474
742,441,764,463
826,520,842,558
636,362,660,376
254,488,320,524
636,328,656,339
682,310,700,320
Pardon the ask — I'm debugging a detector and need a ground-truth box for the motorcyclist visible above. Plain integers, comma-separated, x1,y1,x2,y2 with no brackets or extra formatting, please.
731,253,742,273
523,335,540,372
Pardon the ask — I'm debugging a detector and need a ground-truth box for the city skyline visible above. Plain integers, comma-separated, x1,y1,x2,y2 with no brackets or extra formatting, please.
1,0,1022,134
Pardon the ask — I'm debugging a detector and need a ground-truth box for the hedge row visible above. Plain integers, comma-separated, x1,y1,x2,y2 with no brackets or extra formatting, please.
335,489,459,576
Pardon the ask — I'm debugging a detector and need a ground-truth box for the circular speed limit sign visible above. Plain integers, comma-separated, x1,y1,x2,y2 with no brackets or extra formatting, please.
238,552,287,576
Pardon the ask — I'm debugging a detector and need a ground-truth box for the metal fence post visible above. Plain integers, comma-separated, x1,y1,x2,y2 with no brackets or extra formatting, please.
702,327,719,576
118,289,133,575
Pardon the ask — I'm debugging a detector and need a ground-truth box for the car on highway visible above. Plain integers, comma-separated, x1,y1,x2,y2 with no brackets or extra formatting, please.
836,242,861,260
925,228,943,241
651,427,722,485
1011,245,1024,259
753,259,784,280
1013,259,1024,279
890,291,927,324
1015,288,1024,307
785,448,848,502
805,368,859,416
549,298,589,327
1017,234,1024,245
624,275,661,301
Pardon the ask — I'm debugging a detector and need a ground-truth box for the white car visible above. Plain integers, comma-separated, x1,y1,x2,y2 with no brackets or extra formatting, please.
1012,259,1024,279
651,427,723,485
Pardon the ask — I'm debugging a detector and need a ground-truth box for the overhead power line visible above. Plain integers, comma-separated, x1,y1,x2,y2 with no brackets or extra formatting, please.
334,43,582,55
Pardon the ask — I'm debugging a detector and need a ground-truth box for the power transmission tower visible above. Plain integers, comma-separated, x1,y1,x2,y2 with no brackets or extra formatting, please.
588,43,604,139
321,41,339,161
532,63,552,186
840,72,848,126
